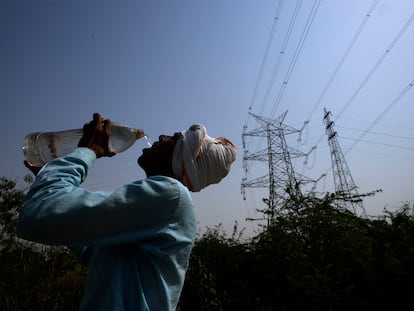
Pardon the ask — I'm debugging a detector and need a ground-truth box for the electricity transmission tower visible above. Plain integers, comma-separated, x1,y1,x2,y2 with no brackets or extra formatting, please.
241,111,313,224
323,108,367,217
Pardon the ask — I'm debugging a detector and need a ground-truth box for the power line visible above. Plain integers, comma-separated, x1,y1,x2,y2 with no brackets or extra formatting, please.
334,116,414,132
318,79,414,182
335,11,414,121
306,0,380,121
351,148,414,161
244,0,285,127
340,136,414,152
336,125,414,141
245,0,306,155
306,10,414,155
270,0,322,118
344,79,414,155
257,0,302,117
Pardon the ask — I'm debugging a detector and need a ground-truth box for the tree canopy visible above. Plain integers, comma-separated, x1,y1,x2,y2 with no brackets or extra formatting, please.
1,177,413,310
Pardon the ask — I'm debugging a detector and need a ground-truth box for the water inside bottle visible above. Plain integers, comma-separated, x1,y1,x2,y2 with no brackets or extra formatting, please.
144,134,152,147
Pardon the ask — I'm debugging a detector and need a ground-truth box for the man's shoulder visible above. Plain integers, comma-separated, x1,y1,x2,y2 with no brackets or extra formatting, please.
147,175,187,187
132,176,190,197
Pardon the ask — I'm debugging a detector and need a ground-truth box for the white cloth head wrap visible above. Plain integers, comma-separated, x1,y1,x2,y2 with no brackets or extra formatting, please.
172,124,237,192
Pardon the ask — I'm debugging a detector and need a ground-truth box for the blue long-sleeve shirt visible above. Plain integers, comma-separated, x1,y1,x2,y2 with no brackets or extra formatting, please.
17,148,196,310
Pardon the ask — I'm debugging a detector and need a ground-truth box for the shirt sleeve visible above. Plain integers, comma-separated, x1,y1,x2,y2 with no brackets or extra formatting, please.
16,147,195,247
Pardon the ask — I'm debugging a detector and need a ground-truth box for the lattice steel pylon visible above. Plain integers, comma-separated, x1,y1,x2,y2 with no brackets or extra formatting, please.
323,108,367,217
241,111,314,224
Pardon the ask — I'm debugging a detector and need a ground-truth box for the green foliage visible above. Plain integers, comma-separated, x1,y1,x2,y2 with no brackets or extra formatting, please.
180,224,250,311
1,245,86,311
0,178,25,246
0,178,86,311
251,194,373,310
181,193,414,310
2,177,414,310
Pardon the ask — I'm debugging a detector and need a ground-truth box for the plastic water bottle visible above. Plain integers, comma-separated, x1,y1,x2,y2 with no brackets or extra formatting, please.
22,123,151,167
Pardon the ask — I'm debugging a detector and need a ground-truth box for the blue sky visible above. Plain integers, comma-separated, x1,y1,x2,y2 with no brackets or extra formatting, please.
2,0,414,236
